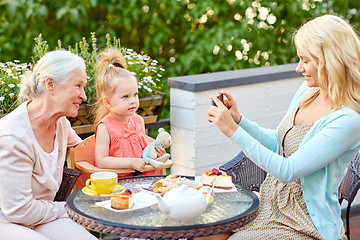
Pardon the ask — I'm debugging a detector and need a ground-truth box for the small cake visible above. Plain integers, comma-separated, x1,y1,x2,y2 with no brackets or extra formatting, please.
201,168,233,189
151,175,187,194
110,189,134,209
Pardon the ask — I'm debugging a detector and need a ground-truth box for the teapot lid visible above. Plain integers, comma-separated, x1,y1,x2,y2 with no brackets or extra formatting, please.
165,184,199,197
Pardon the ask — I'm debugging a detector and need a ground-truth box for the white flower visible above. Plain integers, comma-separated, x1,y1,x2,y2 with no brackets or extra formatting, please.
0,97,4,101
8,84,15,88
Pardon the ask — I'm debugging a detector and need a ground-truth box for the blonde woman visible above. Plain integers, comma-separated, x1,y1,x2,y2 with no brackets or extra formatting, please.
197,15,360,240
0,50,96,240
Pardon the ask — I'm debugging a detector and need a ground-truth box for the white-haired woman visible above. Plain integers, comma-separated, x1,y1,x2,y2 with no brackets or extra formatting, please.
0,50,97,240
195,15,360,240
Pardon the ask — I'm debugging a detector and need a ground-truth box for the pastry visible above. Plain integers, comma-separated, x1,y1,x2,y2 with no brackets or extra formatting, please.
201,168,233,189
151,175,187,194
110,189,134,209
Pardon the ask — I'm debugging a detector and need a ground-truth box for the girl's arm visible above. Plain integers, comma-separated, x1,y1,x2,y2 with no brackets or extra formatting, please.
140,116,166,157
95,123,146,171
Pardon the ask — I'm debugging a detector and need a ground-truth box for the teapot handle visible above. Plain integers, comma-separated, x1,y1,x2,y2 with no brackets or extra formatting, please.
199,186,212,204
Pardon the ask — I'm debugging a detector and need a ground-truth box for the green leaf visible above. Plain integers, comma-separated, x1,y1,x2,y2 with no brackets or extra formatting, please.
56,6,68,20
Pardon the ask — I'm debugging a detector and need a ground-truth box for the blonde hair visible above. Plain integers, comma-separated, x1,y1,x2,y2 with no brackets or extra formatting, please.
20,50,85,100
94,48,138,124
294,15,360,113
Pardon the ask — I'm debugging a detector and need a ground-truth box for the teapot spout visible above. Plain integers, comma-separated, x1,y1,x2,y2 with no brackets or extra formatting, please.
155,194,170,214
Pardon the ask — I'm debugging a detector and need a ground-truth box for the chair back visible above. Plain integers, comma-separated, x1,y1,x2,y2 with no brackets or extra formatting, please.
72,134,96,166
337,152,360,240
220,151,267,192
54,167,82,201
338,152,360,204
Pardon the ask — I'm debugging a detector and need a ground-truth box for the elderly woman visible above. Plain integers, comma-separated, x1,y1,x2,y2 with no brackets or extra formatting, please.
0,50,97,240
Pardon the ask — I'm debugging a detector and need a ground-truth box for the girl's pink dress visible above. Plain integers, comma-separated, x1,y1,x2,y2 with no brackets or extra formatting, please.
96,114,156,177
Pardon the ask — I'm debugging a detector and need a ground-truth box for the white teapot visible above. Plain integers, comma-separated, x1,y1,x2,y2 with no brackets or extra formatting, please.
155,184,212,221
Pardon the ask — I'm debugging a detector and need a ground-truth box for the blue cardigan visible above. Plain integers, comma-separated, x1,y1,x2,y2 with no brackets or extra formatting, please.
230,81,360,240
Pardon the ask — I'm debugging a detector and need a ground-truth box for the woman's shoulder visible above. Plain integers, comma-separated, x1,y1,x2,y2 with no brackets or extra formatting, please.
0,102,29,137
327,106,360,124
315,106,360,136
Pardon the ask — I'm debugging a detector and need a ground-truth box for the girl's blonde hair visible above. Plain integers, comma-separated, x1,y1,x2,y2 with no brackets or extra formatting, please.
294,15,360,113
94,48,137,124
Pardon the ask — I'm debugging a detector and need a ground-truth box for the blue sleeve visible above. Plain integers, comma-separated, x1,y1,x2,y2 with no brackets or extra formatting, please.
239,117,278,153
231,110,360,183
235,81,311,158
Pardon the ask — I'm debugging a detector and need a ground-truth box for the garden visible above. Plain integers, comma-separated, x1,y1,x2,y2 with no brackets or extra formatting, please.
0,32,168,134
1,0,360,128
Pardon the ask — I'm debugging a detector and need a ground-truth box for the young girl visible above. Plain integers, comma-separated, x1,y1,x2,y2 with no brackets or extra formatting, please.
94,48,166,177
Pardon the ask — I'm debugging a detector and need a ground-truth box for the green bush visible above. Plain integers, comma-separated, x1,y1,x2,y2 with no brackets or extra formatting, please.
0,32,167,113
1,0,360,118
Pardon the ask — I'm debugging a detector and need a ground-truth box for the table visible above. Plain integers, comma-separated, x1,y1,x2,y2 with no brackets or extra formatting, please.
66,175,259,239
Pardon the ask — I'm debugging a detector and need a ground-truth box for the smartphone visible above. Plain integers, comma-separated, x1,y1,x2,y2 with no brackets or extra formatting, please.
211,94,224,107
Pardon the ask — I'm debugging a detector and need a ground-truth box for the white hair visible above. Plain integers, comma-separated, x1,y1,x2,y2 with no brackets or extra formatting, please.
20,50,86,100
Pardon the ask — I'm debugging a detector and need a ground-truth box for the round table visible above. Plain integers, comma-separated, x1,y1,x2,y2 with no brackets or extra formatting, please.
66,175,259,239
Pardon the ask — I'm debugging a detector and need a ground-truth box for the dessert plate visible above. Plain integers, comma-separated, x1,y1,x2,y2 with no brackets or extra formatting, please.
95,191,157,212
82,184,125,196
194,176,237,193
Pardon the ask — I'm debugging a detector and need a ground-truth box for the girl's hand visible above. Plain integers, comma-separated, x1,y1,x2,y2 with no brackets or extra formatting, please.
132,158,147,172
208,94,240,138
219,91,242,124
155,146,166,157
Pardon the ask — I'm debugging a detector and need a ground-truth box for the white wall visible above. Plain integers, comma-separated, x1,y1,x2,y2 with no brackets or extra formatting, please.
170,77,303,176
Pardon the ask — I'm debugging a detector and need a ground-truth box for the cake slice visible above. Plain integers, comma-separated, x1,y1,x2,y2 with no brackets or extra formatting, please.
110,189,134,209
201,168,233,189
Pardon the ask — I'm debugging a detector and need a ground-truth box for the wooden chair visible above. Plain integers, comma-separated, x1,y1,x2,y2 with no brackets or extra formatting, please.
66,134,173,189
220,151,360,240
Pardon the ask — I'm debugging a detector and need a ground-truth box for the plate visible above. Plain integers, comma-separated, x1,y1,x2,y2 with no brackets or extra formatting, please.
95,191,157,212
82,185,125,196
194,176,237,193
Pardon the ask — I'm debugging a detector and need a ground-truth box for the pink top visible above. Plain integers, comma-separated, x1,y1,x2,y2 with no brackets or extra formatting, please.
97,114,148,158
96,114,157,177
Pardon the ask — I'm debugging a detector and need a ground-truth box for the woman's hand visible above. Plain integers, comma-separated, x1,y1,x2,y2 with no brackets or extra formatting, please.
132,158,147,172
155,146,166,157
220,91,242,124
208,92,241,138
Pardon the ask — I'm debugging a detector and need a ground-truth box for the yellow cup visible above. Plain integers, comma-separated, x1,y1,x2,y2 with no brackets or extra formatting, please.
85,172,118,194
